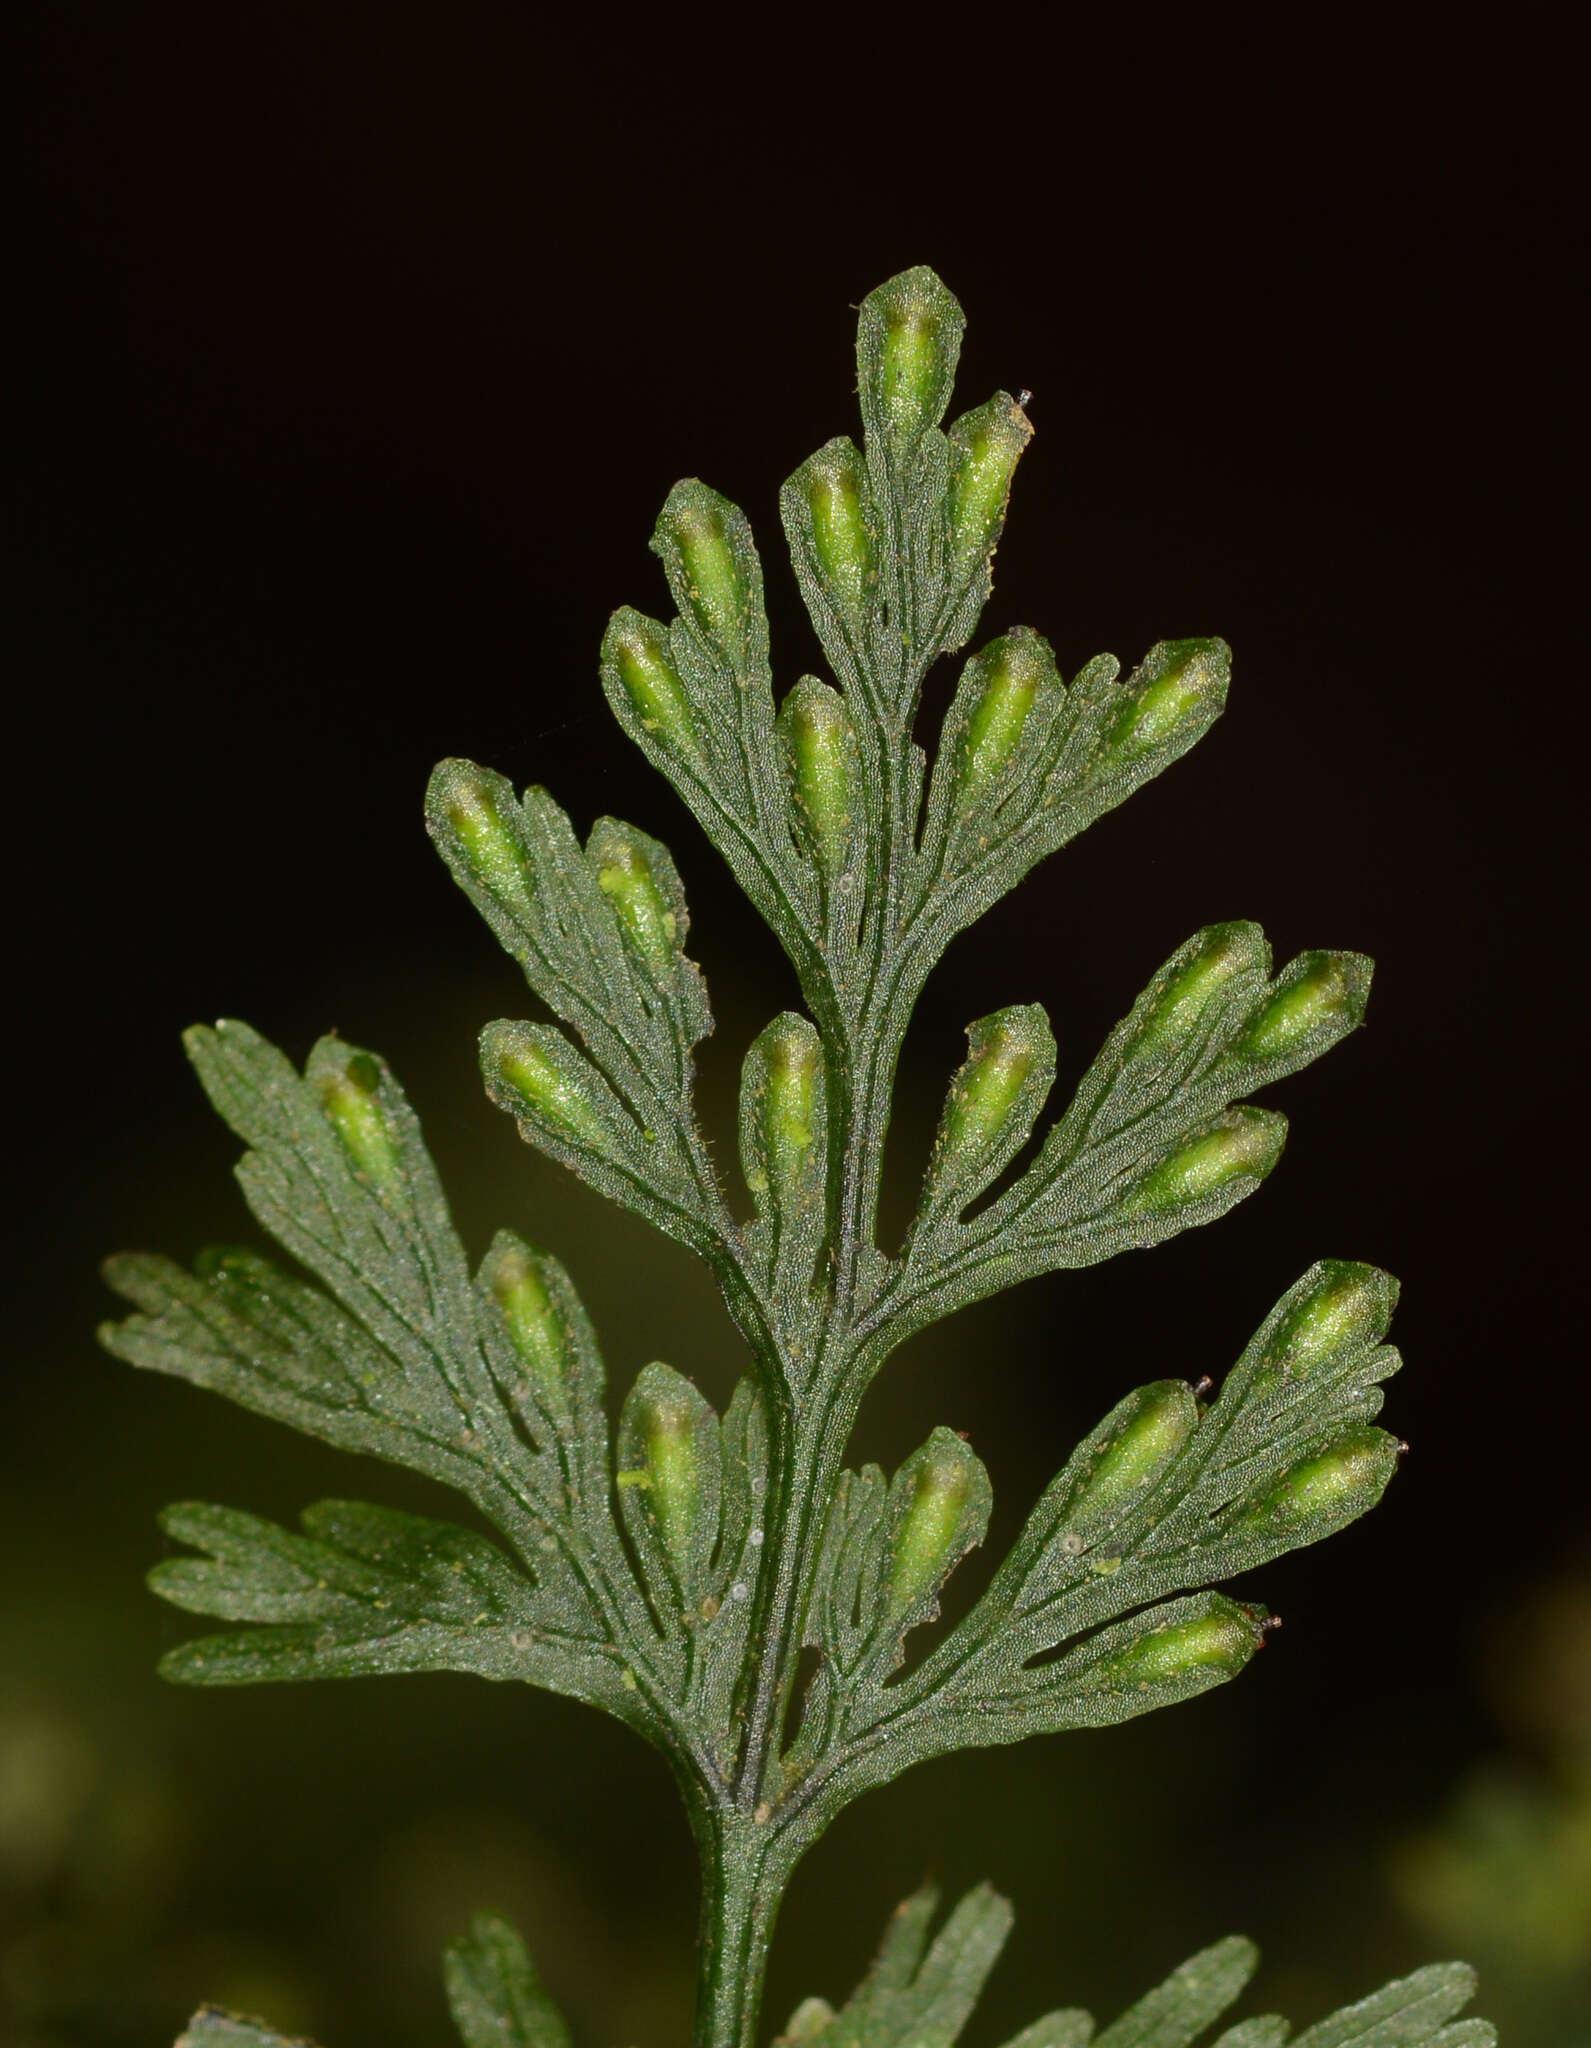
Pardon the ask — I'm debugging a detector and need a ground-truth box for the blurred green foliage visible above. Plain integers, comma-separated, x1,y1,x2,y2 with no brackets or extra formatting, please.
1390,1570,1591,2041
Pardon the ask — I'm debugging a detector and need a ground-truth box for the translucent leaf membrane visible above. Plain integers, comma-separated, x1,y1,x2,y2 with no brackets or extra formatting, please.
778,1889,1494,2048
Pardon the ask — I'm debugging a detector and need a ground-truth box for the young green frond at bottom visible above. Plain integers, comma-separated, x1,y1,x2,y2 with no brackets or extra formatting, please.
170,1892,1492,2048
777,1890,1493,2048
171,1911,573,2048
445,1911,573,2048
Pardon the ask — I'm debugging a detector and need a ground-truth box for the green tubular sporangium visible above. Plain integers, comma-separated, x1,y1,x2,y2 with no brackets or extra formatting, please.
314,1049,399,1191
655,482,753,669
481,1024,608,1149
1050,1381,1198,1553
479,1233,569,1418
1132,924,1269,1054
796,439,872,613
1102,637,1230,764
588,819,680,981
945,395,1032,566
431,760,527,901
1266,1261,1399,1377
887,1428,990,1620
1238,949,1374,1062
1123,1107,1287,1216
923,1005,1055,1217
1082,1597,1263,1696
952,630,1053,807
603,608,697,751
857,265,964,447
779,679,859,878
616,1363,721,1601
631,1374,701,1562
740,1014,826,1212
1228,1428,1399,1535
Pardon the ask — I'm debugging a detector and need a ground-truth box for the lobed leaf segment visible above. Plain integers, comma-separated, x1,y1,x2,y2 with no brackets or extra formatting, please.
170,1891,1495,2048
104,268,1475,2047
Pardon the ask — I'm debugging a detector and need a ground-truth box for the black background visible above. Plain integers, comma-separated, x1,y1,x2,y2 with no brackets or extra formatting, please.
12,10,1581,2046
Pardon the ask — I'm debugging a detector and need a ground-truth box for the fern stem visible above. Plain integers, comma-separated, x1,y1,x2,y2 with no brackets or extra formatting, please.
731,1361,853,1803
690,1800,795,2048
